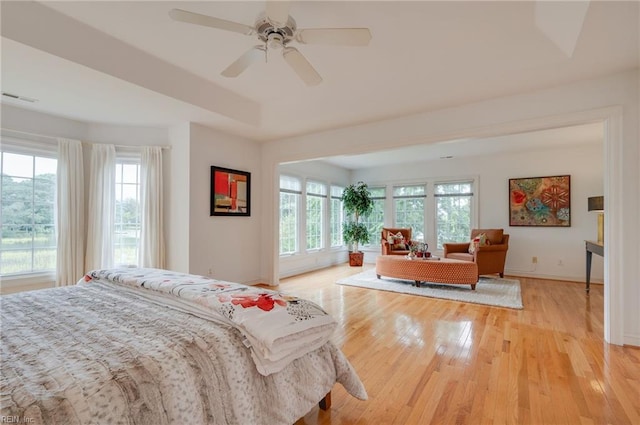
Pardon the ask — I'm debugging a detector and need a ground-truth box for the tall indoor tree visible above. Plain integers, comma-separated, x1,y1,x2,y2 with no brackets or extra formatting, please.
342,181,374,266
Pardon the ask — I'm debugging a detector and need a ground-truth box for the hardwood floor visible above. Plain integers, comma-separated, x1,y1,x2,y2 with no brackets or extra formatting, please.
282,264,640,425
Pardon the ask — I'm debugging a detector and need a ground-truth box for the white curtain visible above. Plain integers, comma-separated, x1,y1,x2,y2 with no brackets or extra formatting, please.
56,139,85,286
139,146,165,268
85,144,115,270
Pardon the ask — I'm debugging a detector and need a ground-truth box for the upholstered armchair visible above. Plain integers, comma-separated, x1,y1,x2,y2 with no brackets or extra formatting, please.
443,228,509,278
381,227,412,255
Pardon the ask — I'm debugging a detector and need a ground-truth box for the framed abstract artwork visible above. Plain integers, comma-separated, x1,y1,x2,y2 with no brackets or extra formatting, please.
210,166,250,216
509,175,570,227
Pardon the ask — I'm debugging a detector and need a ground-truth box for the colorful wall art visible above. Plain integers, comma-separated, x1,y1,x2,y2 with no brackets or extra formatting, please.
210,166,250,216
509,175,570,227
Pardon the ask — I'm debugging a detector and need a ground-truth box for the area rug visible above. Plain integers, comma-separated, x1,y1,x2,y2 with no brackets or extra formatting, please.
336,269,523,309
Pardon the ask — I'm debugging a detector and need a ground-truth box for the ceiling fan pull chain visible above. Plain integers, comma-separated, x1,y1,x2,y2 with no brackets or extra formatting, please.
264,42,269,63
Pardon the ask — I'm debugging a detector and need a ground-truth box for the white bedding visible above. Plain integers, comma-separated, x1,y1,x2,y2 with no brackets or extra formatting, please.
82,268,338,375
0,272,367,425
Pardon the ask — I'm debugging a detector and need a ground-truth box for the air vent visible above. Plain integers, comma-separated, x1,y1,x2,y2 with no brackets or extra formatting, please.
2,92,38,103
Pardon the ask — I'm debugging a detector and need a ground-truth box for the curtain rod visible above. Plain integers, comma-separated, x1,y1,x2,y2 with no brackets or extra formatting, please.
1,127,171,150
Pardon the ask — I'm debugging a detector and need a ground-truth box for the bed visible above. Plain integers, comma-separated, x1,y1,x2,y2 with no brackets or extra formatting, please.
0,268,367,425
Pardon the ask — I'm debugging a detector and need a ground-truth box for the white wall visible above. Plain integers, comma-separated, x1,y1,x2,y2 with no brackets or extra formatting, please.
261,70,639,346
188,123,263,284
166,123,190,272
351,143,604,283
86,123,168,146
1,104,88,138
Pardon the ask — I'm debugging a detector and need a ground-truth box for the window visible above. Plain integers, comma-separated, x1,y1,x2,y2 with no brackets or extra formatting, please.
435,181,473,249
394,184,426,240
279,175,301,255
306,181,326,250
114,161,141,266
1,151,57,276
330,185,344,247
361,186,386,246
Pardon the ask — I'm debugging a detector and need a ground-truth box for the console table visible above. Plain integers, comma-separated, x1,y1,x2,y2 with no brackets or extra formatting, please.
585,240,603,293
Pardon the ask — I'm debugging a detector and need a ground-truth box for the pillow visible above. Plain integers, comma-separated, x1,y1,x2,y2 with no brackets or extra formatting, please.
388,231,407,250
468,233,490,254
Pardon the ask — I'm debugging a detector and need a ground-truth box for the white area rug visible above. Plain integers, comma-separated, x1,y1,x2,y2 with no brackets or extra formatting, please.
336,268,523,309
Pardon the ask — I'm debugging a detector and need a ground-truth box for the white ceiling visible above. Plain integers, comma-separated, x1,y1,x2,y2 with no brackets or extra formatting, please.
320,121,605,169
1,1,637,165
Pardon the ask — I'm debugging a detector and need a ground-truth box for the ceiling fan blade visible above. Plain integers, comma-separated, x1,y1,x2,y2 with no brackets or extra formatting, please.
169,9,255,36
283,47,322,86
221,46,265,77
296,28,372,46
266,0,291,28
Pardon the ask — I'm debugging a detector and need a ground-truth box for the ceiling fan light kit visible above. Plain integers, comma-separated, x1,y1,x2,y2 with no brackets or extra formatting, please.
169,1,371,86
266,32,285,50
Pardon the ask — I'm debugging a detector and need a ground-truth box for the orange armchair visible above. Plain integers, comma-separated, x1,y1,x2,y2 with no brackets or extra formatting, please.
443,229,509,278
381,228,412,255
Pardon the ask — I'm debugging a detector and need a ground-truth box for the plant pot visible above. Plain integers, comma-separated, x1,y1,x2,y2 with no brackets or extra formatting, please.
349,251,364,267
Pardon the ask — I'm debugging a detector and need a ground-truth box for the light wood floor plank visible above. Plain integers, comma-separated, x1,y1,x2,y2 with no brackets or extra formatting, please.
289,264,639,425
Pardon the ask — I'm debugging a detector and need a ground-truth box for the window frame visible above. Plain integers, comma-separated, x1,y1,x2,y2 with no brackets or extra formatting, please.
392,184,427,242
329,185,345,248
113,157,142,267
279,175,302,256
0,137,58,281
305,180,327,251
360,186,386,248
433,180,476,250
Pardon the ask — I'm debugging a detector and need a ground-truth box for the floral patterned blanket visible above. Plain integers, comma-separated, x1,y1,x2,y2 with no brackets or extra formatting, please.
83,268,337,375
0,278,367,425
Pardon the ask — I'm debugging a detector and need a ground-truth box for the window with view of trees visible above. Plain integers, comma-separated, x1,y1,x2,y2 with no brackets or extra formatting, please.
0,151,57,276
114,162,141,266
394,184,426,241
330,185,344,247
435,181,473,249
354,180,474,251
360,186,386,246
279,175,301,255
277,175,474,257
306,181,326,250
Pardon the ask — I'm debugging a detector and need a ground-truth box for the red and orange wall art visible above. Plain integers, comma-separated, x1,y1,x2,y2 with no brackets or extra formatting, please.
509,175,570,227
210,166,250,216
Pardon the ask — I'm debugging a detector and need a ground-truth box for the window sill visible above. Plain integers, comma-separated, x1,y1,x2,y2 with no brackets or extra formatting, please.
1,272,56,294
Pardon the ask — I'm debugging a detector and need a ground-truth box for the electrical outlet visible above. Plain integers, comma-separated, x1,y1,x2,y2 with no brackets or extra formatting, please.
557,259,563,266
532,256,538,264
208,268,213,276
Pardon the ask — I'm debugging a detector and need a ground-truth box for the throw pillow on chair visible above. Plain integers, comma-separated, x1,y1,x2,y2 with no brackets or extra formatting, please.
388,232,407,250
468,233,490,254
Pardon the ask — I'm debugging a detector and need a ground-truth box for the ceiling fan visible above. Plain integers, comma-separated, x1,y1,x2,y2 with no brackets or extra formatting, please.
169,1,371,86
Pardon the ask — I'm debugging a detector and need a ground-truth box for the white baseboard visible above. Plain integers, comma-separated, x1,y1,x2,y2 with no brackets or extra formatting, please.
244,278,274,286
623,334,640,348
505,269,603,284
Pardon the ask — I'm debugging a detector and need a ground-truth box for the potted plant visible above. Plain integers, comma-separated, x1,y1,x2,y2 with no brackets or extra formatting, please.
342,181,374,266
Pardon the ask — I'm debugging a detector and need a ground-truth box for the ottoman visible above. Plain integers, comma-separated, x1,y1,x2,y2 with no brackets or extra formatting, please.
375,255,479,290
